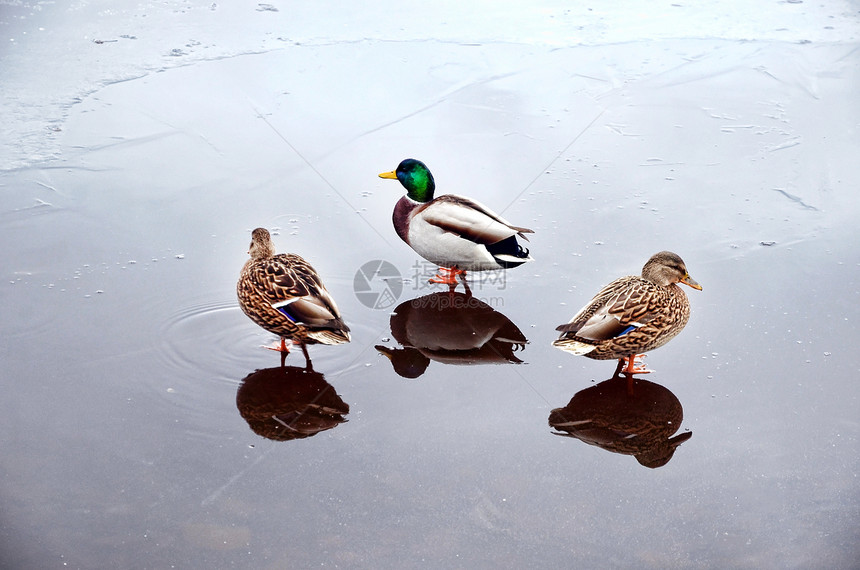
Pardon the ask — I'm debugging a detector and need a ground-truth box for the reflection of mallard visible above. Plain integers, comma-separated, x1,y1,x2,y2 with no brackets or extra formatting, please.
378,159,533,288
237,228,350,364
549,376,691,468
236,365,349,441
553,251,701,374
376,292,528,378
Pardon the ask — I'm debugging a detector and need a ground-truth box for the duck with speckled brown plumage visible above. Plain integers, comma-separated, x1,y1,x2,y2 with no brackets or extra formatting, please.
378,158,533,289
552,251,702,375
237,228,350,366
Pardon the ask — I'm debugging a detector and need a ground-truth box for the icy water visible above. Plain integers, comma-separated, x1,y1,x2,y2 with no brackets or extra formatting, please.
2,2,860,568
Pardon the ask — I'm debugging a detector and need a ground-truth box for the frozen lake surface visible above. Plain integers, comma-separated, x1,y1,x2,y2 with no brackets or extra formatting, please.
2,1,859,567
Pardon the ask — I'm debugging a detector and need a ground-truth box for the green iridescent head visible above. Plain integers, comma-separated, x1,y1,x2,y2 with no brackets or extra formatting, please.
378,158,436,202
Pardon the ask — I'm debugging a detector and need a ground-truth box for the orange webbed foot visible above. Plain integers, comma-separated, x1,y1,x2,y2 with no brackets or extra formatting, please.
264,338,291,353
429,266,466,286
621,354,653,375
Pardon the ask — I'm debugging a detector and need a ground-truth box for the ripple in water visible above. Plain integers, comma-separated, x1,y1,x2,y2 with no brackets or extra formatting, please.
155,299,378,398
156,299,250,382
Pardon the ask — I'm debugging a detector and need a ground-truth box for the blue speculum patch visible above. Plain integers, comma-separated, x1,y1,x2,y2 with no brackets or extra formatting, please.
618,325,637,337
272,299,298,322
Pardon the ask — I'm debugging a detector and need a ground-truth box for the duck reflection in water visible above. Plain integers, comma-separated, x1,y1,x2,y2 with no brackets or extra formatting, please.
375,291,528,378
548,374,692,468
236,364,349,442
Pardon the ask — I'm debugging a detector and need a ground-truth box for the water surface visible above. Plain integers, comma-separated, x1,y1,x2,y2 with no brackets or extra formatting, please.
1,3,859,568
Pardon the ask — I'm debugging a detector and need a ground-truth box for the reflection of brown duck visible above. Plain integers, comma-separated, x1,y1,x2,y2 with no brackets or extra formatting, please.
236,365,348,441
375,291,528,378
548,375,692,468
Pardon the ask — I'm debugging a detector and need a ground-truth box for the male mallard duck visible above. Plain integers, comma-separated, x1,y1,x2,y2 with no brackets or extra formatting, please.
378,158,533,287
552,251,701,375
237,228,350,364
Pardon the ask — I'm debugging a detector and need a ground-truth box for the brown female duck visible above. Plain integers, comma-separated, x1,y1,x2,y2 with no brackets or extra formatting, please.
237,228,350,363
552,251,701,374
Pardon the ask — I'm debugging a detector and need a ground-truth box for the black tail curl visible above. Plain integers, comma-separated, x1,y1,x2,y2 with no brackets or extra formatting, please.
486,235,531,268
